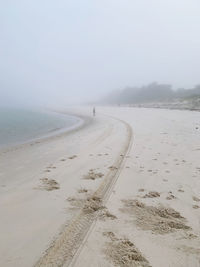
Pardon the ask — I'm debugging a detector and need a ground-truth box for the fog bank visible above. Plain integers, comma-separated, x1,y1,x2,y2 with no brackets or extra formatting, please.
1,0,200,107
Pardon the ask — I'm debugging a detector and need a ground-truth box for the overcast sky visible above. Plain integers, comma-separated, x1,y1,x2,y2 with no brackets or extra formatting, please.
1,0,200,106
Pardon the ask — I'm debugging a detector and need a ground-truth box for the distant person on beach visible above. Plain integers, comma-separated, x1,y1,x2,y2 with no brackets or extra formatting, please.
93,107,96,116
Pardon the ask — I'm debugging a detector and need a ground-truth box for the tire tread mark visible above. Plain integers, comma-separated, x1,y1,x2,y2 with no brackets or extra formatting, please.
34,117,132,267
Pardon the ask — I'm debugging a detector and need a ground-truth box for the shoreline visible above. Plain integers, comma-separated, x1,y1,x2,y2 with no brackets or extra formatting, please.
0,110,90,154
0,107,129,267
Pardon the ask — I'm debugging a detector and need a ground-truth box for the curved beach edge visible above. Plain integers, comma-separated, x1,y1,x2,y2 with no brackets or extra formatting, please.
0,109,93,154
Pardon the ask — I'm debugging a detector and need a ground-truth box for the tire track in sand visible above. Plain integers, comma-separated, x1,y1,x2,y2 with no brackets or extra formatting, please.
34,117,133,267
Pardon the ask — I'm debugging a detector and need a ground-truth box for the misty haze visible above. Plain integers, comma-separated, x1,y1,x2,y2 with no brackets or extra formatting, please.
0,1,200,267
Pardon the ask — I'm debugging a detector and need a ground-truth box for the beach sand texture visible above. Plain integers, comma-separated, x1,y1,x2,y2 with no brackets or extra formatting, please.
0,107,200,267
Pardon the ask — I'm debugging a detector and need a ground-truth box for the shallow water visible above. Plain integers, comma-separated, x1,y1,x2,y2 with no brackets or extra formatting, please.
0,108,79,148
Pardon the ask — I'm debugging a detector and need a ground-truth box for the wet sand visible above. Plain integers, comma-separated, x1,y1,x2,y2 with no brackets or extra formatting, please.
0,107,200,267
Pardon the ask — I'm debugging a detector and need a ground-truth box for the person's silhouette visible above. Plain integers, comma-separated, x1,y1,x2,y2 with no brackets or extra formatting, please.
93,107,96,116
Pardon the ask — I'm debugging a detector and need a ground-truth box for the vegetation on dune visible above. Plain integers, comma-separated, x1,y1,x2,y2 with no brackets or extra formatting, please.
101,82,200,108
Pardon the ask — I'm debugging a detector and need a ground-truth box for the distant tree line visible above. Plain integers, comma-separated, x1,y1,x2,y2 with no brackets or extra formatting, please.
101,82,200,104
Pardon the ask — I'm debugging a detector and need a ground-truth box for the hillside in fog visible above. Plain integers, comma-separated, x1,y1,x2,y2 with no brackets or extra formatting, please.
101,83,200,110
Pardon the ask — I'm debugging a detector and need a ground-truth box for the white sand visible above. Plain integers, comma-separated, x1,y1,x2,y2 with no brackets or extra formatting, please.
0,107,200,267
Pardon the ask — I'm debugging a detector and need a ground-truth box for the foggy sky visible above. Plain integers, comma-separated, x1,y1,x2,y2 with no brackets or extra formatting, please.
1,0,200,107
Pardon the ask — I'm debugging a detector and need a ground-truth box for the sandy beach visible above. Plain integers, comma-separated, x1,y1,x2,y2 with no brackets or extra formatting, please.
0,107,200,267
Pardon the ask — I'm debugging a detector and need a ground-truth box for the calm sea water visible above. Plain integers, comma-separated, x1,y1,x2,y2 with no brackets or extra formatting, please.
0,108,79,149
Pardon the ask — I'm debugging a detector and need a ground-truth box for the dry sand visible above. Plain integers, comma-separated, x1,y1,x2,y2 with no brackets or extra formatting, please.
0,107,200,267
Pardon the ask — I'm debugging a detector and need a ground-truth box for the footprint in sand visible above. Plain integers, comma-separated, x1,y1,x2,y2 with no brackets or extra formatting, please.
166,192,176,200
67,197,85,210
47,165,56,169
193,205,200,209
143,191,160,198
178,189,184,193
68,155,77,159
78,188,88,193
108,166,118,171
36,178,60,191
67,195,107,215
138,188,145,192
99,209,117,221
83,170,104,180
192,196,200,202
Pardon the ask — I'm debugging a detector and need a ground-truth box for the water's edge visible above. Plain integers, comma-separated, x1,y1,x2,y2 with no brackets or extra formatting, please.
0,110,87,153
